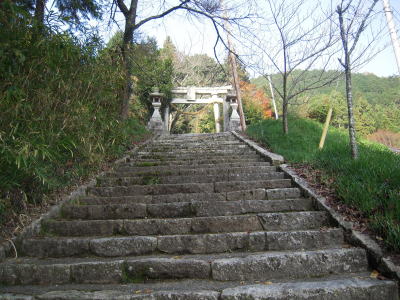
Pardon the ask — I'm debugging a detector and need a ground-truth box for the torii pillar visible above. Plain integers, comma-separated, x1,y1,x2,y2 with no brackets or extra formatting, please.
212,92,221,133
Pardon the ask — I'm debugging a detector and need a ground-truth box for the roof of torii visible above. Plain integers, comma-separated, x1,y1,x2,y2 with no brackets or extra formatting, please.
170,85,233,104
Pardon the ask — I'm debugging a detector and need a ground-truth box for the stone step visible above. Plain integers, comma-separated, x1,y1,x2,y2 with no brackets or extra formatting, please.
144,145,248,152
153,138,238,144
158,134,235,139
116,162,272,173
153,139,239,144
1,275,397,300
126,158,264,167
135,149,255,156
87,179,292,197
220,277,399,300
0,248,368,285
132,154,260,162
79,188,301,205
41,211,330,236
108,165,278,178
61,198,313,220
2,132,395,298
140,144,250,151
19,228,343,258
96,172,285,186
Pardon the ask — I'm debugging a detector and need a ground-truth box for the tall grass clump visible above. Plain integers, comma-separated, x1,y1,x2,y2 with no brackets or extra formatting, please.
0,2,148,223
247,117,400,250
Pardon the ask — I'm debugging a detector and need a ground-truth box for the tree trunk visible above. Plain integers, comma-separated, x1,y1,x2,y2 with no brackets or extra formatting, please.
120,15,136,120
282,101,288,134
120,44,133,120
282,72,288,134
344,57,359,159
228,50,246,131
34,0,46,25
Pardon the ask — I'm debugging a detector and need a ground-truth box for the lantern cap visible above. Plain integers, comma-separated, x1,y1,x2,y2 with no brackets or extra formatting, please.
226,89,237,101
150,86,164,98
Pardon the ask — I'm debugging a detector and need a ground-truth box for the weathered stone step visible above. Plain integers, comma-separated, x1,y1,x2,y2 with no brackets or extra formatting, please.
1,274,397,300
153,139,238,144
96,172,285,186
61,199,313,220
41,211,330,236
0,248,368,285
153,138,238,144
131,155,260,163
116,162,272,173
87,179,292,197
144,145,248,152
117,165,277,177
148,142,243,149
157,135,235,140
136,149,255,157
126,158,264,167
19,228,344,258
220,277,399,300
108,165,278,178
80,188,301,205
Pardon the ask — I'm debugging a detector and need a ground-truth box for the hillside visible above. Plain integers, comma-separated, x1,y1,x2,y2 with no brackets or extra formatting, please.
252,71,400,106
251,71,400,141
246,117,400,251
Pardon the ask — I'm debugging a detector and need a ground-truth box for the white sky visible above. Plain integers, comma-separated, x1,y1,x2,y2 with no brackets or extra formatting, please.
99,0,400,78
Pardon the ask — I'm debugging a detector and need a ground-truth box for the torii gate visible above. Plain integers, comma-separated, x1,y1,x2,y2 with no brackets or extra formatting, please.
147,86,243,134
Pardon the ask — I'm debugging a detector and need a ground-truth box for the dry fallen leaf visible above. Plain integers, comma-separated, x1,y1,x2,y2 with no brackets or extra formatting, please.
370,270,379,279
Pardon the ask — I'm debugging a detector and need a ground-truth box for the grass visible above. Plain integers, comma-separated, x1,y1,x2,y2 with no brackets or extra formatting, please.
247,117,400,251
142,175,161,185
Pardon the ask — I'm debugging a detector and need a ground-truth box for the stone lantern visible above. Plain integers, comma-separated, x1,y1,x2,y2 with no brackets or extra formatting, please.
147,87,164,134
226,92,242,131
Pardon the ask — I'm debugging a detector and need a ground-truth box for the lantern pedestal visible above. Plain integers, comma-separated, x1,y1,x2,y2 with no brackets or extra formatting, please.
147,88,165,134
226,93,242,132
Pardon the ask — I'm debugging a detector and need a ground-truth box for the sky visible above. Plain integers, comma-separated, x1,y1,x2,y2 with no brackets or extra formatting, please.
100,0,400,78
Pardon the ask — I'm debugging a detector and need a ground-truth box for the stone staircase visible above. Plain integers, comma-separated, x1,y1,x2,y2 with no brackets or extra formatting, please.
0,132,398,299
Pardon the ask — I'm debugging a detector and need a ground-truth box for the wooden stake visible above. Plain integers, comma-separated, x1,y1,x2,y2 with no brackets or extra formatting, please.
319,107,333,150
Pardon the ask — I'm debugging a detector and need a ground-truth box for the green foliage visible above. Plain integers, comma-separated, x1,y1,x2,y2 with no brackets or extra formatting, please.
247,117,400,250
0,3,149,223
197,106,217,133
242,100,264,125
306,90,395,137
252,70,400,135
105,32,173,121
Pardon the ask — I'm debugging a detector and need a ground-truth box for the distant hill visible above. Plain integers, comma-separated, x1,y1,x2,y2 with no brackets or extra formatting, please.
251,70,400,106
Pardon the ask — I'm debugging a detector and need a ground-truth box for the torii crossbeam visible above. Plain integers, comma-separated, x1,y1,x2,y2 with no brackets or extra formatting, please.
147,86,243,134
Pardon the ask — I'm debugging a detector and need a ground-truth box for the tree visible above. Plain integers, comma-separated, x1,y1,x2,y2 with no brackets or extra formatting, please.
172,53,228,86
104,31,173,121
161,39,229,133
249,0,339,134
34,0,101,26
336,0,379,159
240,81,272,124
113,0,244,119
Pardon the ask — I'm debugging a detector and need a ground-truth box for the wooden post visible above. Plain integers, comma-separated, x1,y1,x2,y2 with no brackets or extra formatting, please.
319,107,333,150
228,45,246,131
267,75,279,120
221,0,246,131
